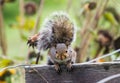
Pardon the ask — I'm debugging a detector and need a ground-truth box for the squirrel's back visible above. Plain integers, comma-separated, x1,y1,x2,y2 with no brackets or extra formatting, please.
37,12,75,51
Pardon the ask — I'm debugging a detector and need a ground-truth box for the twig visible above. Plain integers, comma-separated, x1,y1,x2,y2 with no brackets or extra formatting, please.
0,4,7,56
97,74,120,83
66,0,72,12
19,0,25,26
32,0,44,34
32,67,49,83
19,0,25,38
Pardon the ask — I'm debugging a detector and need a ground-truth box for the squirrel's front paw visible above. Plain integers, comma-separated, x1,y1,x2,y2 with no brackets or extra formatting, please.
54,64,62,74
66,63,73,72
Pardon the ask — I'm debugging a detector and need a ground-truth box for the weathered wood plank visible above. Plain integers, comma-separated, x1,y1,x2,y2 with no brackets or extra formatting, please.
25,62,120,83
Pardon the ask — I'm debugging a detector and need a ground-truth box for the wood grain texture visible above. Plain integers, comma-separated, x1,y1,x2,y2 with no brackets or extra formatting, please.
25,62,120,83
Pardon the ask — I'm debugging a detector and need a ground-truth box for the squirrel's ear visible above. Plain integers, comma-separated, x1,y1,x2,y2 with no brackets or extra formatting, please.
65,41,70,47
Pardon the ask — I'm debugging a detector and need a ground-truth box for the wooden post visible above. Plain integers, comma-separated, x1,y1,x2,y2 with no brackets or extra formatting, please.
25,62,120,83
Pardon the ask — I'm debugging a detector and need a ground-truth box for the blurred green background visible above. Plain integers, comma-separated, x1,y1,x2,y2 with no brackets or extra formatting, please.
0,0,120,83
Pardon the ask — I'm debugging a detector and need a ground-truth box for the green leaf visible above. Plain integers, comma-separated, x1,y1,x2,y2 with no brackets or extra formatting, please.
0,59,14,68
104,11,118,26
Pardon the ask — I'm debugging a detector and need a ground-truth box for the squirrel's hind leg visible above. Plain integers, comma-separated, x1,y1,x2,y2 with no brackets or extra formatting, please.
35,52,40,64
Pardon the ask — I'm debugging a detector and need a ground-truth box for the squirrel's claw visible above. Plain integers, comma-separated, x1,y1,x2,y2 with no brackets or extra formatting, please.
27,40,31,45
67,66,73,72
27,39,37,49
27,33,39,48
54,64,62,74
66,63,73,72
56,67,62,74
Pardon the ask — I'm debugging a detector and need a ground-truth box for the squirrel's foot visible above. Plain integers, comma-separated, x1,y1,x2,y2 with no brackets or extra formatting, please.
66,62,73,72
27,34,39,48
54,64,62,74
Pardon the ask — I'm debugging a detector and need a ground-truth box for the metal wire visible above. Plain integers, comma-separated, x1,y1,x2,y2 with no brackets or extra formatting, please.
86,49,120,63
97,74,120,83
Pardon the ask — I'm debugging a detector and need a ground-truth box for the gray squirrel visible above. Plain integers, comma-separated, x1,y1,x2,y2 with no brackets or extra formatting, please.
27,12,76,73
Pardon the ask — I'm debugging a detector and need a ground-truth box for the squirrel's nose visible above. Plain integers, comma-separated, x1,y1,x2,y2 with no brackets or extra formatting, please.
56,54,67,60
60,54,67,60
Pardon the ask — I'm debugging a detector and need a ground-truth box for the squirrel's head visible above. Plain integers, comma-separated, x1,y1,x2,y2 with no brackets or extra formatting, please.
55,43,69,60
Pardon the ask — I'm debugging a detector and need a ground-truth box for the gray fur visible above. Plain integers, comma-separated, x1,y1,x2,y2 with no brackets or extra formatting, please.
48,43,76,64
36,12,75,51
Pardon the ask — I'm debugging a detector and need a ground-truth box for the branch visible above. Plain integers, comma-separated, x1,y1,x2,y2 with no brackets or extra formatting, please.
32,0,44,34
0,4,7,56
19,0,25,26
19,0,25,38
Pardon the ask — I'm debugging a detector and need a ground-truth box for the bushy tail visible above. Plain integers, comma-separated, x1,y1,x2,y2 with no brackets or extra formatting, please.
37,12,75,51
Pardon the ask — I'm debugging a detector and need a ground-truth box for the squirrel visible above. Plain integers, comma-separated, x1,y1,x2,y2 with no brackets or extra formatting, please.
27,12,76,73
48,43,76,73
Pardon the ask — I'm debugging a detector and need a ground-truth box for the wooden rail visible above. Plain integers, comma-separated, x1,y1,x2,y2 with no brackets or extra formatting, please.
25,62,120,83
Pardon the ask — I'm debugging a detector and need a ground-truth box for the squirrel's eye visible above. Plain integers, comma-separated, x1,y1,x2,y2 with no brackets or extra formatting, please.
65,51,68,53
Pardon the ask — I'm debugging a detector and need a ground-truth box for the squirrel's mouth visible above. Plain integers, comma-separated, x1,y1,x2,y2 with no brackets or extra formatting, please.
56,54,67,60
55,56,71,63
